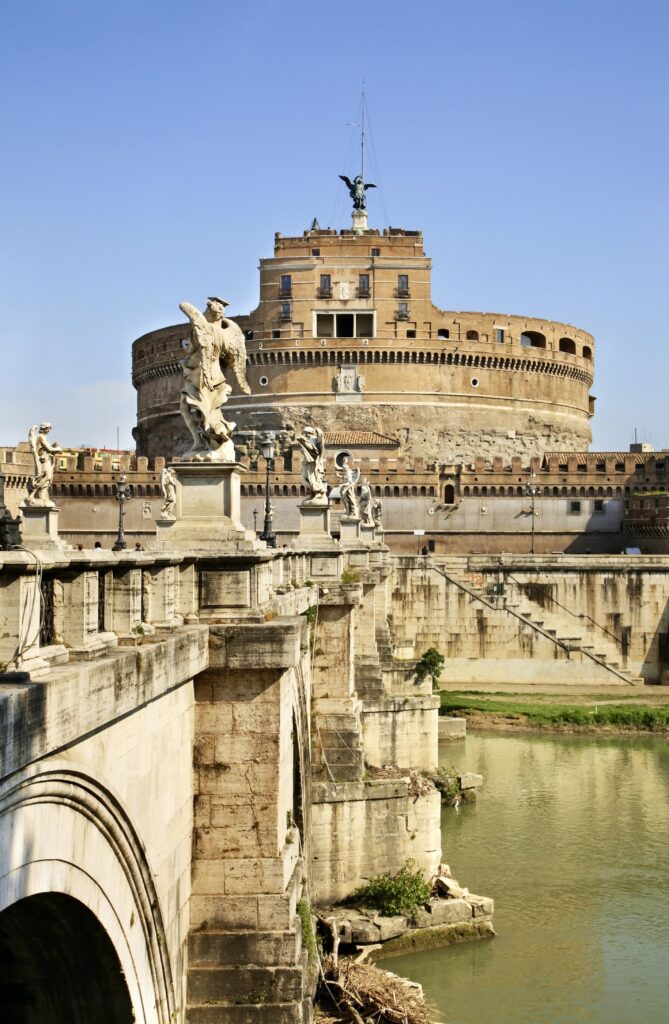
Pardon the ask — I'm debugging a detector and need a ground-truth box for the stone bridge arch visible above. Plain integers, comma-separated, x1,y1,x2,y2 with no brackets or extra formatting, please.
0,762,176,1024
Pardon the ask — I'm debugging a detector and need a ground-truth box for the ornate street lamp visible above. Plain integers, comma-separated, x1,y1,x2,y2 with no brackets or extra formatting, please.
259,433,277,548
112,473,132,551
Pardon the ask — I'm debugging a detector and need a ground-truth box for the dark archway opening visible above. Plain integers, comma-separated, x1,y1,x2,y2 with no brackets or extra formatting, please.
0,893,134,1024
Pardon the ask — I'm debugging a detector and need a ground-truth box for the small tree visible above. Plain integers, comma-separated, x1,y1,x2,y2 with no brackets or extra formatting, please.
415,647,445,687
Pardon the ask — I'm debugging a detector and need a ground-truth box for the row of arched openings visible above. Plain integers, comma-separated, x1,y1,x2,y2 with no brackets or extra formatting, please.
461,485,623,497
240,484,437,498
52,483,162,497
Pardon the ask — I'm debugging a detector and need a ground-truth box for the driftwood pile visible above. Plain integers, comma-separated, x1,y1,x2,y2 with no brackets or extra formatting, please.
317,953,431,1024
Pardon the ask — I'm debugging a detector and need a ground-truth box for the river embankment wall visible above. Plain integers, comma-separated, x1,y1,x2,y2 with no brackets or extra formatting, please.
390,555,669,685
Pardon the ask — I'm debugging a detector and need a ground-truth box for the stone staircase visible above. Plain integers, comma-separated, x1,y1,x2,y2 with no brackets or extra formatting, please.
186,858,315,1023
437,558,641,686
375,618,396,669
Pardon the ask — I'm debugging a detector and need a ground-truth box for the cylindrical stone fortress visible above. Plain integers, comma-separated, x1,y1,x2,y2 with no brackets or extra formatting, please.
132,226,594,462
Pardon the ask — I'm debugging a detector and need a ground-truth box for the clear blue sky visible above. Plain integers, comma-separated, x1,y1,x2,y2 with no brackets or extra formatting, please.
1,0,667,452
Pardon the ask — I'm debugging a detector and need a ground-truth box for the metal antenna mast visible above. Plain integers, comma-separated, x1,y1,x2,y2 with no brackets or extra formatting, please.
360,81,366,180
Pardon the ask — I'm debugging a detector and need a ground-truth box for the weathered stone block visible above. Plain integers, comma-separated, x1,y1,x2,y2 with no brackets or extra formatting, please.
423,898,472,926
376,915,408,940
188,964,304,1004
466,894,495,917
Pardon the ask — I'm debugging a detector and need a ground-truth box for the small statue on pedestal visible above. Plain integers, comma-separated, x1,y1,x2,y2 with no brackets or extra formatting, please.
337,456,360,519
372,497,383,529
297,426,328,504
160,466,177,519
358,480,375,527
26,423,61,507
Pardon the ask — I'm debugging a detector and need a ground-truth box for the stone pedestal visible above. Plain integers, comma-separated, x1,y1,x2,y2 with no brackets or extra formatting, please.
19,504,66,551
339,517,361,546
352,209,368,235
153,462,257,552
360,524,376,546
292,501,338,552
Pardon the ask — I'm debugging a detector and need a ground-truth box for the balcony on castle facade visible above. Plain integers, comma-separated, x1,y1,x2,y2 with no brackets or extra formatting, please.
394,287,411,299
357,286,371,299
278,287,292,299
395,304,410,321
317,286,333,299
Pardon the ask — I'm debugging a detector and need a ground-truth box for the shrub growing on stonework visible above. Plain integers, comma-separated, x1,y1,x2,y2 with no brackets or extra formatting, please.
347,859,431,918
414,647,445,686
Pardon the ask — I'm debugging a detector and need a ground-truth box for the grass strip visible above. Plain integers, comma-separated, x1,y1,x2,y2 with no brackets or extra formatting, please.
439,692,669,730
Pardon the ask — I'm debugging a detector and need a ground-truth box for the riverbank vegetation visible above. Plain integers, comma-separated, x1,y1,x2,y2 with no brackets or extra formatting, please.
439,691,669,732
345,859,432,919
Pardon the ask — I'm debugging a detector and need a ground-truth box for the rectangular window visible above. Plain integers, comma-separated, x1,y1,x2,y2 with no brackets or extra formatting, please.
358,273,370,297
596,462,605,472
397,274,409,297
568,500,582,514
311,248,320,256
397,302,409,320
407,329,416,339
438,328,450,339
319,274,332,297
280,302,291,320
279,274,291,297
593,499,605,512
272,329,281,339
371,247,380,257
495,328,505,343
316,313,334,338
355,312,374,338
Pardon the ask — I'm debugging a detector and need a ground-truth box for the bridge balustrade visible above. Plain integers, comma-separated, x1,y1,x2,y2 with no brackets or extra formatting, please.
0,548,324,677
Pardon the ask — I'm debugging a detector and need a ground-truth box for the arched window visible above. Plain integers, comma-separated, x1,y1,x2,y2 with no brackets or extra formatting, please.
582,345,593,360
466,330,479,341
472,486,479,496
517,486,524,496
490,486,497,496
463,486,470,496
559,337,576,354
393,486,400,497
520,331,546,349
410,486,417,496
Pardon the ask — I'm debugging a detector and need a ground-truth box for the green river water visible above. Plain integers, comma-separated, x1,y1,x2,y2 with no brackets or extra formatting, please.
378,730,669,1024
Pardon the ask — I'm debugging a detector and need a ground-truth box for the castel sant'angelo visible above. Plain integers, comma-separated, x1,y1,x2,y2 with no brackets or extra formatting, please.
132,182,595,466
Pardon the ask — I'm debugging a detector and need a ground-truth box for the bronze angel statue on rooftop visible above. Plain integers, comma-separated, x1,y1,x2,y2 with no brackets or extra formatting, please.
339,174,377,211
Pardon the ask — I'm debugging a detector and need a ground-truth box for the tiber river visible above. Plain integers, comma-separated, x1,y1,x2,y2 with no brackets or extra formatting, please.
379,731,669,1024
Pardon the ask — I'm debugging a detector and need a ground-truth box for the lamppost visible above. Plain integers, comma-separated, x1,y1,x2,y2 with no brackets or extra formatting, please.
112,473,132,551
252,507,258,533
525,473,541,555
259,433,277,548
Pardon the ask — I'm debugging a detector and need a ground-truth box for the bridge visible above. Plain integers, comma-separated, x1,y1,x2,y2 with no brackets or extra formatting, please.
1,520,667,1022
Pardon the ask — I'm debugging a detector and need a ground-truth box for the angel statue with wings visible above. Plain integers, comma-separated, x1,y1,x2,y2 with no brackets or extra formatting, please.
179,297,251,462
297,426,328,504
337,455,360,519
339,174,377,211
